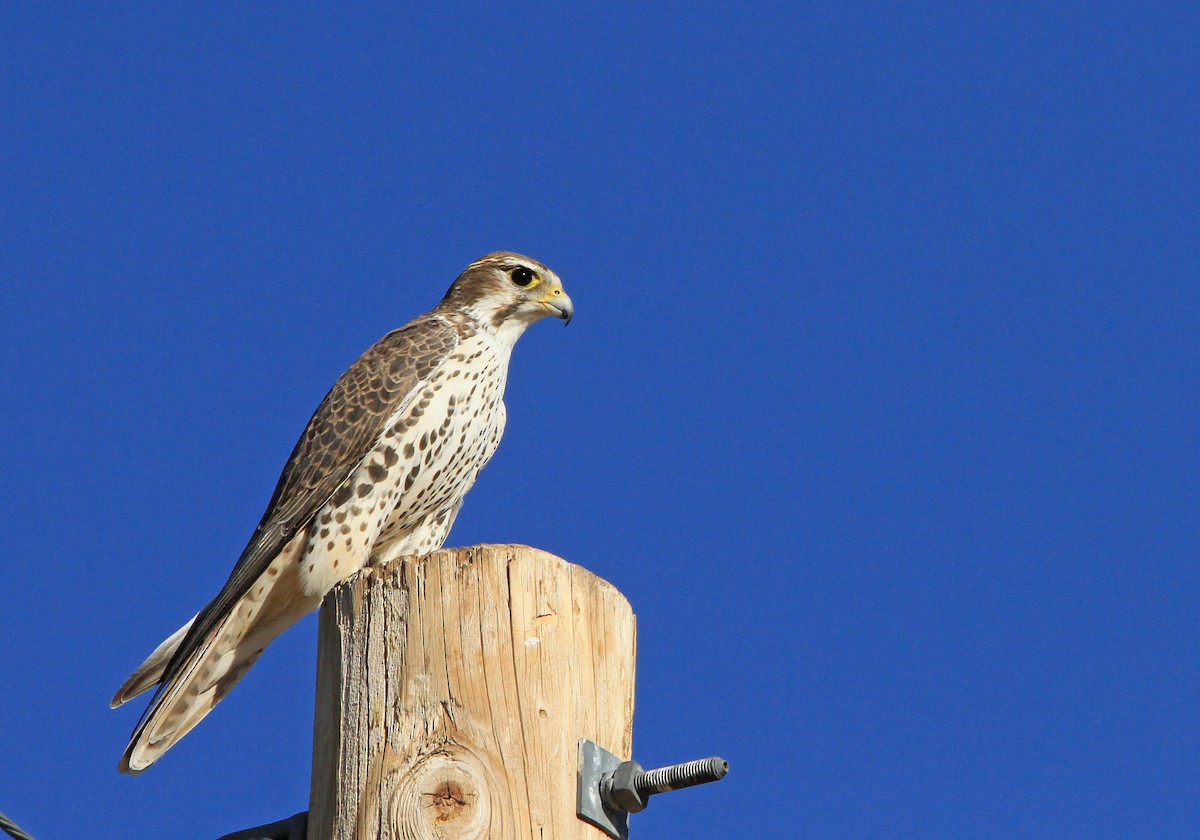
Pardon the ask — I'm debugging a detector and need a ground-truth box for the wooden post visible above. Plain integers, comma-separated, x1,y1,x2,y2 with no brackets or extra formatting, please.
307,544,637,840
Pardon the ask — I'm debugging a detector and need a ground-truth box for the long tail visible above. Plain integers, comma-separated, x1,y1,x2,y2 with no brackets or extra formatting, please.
114,536,317,773
111,614,198,709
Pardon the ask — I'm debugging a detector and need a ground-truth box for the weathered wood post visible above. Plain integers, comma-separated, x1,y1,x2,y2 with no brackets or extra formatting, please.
307,544,636,840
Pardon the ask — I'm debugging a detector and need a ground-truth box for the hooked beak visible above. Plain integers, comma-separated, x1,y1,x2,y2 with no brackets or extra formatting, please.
542,289,574,325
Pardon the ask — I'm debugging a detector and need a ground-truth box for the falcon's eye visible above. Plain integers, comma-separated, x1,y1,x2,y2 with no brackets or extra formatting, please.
510,266,536,287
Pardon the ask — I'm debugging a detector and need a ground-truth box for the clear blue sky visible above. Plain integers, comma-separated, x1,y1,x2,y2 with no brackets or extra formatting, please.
2,3,1196,838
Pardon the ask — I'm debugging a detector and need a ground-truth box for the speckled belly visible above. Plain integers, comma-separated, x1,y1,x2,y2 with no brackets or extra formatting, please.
296,335,509,597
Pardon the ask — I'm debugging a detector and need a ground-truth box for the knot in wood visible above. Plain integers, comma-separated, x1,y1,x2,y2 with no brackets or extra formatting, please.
427,780,467,822
389,751,497,839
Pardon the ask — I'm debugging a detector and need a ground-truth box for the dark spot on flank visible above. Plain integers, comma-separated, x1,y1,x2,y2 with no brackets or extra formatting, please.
368,463,388,482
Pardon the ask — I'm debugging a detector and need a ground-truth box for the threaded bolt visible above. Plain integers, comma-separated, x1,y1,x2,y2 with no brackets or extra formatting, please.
635,756,728,796
601,756,729,814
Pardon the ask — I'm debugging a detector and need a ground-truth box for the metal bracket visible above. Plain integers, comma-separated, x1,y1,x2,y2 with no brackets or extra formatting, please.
578,739,630,839
577,739,729,839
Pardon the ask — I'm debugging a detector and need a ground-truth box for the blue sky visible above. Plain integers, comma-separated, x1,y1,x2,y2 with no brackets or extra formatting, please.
2,3,1197,838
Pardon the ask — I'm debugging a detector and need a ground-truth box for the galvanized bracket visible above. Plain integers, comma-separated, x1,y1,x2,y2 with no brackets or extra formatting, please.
577,739,729,839
577,739,630,839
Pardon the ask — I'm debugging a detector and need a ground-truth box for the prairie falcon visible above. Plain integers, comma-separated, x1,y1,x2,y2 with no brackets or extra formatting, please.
112,252,573,773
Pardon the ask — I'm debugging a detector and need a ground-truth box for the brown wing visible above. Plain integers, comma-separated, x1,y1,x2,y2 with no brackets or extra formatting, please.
143,314,459,710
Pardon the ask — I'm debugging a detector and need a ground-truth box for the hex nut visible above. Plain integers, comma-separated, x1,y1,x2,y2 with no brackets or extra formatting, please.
602,761,648,813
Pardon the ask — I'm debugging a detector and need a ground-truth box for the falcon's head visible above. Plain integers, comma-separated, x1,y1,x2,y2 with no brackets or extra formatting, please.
439,252,573,341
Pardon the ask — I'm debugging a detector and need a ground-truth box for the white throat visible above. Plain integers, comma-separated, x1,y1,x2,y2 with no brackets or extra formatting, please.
463,299,544,351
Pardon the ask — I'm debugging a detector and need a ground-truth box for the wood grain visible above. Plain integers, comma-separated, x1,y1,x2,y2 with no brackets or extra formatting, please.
308,544,636,840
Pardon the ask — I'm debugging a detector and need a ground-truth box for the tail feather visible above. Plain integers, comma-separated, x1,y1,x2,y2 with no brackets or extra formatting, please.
111,614,198,708
118,612,267,774
115,535,316,773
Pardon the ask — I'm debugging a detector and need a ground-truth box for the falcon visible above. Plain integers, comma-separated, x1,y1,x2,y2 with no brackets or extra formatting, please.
112,252,573,773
